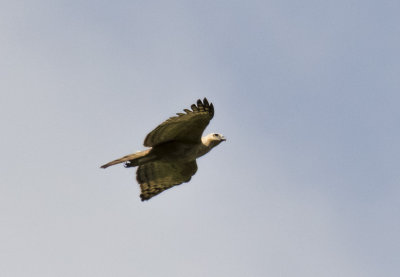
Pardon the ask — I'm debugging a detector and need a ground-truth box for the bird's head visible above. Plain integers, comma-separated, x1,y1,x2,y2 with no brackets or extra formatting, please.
203,133,227,147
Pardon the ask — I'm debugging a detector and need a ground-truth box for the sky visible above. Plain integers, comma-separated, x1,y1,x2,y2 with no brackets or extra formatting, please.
1,0,399,276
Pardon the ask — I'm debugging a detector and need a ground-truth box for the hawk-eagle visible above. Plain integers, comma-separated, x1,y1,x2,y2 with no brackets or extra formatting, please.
100,98,226,201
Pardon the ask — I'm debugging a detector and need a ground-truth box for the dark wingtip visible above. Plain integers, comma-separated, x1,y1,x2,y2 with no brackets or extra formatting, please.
198,97,214,117
191,104,198,111
140,194,150,201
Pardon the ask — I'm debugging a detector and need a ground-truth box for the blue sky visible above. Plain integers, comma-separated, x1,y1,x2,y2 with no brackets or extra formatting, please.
1,1,399,276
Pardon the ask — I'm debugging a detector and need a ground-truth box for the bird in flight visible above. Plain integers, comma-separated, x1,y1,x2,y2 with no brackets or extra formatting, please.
100,98,226,201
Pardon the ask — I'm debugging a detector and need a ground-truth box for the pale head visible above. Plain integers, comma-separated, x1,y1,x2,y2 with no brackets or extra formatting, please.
197,133,226,158
202,133,226,146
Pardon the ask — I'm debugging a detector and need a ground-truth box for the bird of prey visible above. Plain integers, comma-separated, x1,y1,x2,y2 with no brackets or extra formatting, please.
100,98,226,201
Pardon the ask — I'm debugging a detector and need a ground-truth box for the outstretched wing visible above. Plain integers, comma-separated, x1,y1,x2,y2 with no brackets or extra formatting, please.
143,98,214,147
136,161,198,201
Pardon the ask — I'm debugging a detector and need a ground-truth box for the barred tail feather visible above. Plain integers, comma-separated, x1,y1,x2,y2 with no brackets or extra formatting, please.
100,149,151,169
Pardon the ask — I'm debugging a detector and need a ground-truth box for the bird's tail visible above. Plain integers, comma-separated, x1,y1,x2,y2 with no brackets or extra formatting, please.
100,149,152,169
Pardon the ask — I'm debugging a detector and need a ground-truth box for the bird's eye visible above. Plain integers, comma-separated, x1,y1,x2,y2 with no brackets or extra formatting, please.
213,134,219,137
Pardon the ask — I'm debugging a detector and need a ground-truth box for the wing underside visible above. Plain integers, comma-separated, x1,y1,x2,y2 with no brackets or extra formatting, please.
143,98,214,147
136,161,198,201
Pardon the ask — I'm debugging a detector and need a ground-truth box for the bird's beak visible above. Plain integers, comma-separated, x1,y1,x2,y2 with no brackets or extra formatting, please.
221,136,227,141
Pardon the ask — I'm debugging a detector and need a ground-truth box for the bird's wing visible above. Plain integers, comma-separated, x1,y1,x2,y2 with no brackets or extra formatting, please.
143,98,214,147
136,161,198,201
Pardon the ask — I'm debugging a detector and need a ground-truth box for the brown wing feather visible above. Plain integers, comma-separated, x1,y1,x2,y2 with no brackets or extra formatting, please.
137,161,198,201
143,98,214,147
